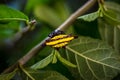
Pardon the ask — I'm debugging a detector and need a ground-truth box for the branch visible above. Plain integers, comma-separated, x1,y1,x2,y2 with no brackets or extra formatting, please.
5,20,36,47
14,20,36,43
3,0,97,74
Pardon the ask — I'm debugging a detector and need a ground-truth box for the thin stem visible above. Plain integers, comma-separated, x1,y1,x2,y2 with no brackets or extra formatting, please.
3,0,97,73
6,20,36,47
19,64,35,80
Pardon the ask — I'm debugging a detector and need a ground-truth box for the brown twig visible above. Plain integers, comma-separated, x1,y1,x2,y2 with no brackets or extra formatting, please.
3,0,97,74
13,20,36,44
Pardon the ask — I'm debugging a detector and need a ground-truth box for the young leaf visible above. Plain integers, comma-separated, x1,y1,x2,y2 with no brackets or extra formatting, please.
27,69,69,80
31,53,53,69
0,69,17,80
55,50,76,68
0,5,29,23
19,64,35,80
66,36,120,80
52,50,57,64
78,11,99,22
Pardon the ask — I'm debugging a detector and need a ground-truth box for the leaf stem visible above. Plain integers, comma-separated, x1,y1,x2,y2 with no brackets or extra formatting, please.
3,0,97,74
19,64,35,80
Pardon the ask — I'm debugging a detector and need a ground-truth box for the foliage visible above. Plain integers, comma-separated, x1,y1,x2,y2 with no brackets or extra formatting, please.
0,5,29,43
66,36,120,80
0,0,120,80
0,69,17,80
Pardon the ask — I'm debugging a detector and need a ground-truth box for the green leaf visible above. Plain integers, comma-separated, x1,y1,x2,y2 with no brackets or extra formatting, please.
78,11,99,22
31,53,53,69
25,0,53,13
98,1,120,54
0,5,29,42
66,36,120,80
52,50,57,63
0,5,29,23
0,21,19,29
103,10,120,25
98,18,120,54
34,5,62,27
0,21,19,39
53,1,70,21
55,50,76,68
0,69,17,80
103,1,120,25
0,29,14,38
105,1,120,14
114,26,120,54
19,64,35,80
98,18,114,45
27,69,69,80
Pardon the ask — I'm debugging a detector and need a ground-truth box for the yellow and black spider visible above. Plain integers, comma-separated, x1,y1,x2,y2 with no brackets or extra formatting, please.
45,30,78,49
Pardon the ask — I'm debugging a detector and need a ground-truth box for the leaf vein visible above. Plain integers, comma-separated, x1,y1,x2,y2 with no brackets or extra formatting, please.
66,46,120,70
82,48,110,55
86,59,99,79
75,54,85,80
103,65,107,80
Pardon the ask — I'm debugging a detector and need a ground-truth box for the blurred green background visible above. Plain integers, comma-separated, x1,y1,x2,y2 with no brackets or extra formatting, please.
0,0,120,79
